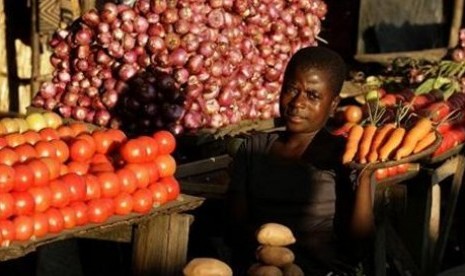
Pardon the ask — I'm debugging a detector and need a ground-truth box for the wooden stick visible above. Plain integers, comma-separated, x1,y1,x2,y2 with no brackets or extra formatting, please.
448,0,464,48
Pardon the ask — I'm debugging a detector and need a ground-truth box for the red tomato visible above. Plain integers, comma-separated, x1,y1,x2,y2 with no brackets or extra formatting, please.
89,162,115,174
49,179,71,208
13,215,34,241
120,139,146,163
132,188,153,213
397,163,410,174
28,159,51,187
148,182,168,206
57,125,76,140
159,176,180,201
61,173,86,202
0,137,7,149
137,136,159,161
153,130,176,155
92,130,114,154
39,128,60,141
45,208,65,234
0,193,15,219
114,193,133,215
29,186,52,213
14,144,38,162
125,163,150,189
50,140,70,163
90,153,112,165
60,206,77,229
375,168,388,181
76,134,97,152
84,174,102,201
387,165,398,178
66,161,90,175
32,212,49,238
116,168,138,194
41,157,62,180
70,202,88,226
0,219,15,246
0,164,15,193
155,155,176,178
145,162,160,183
12,191,35,216
69,123,89,136
13,164,35,192
87,199,111,223
22,131,42,145
5,133,26,148
35,140,57,158
0,148,19,166
69,138,95,162
106,129,127,144
96,172,121,198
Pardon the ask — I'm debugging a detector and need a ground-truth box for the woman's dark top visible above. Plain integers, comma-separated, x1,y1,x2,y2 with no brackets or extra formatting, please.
226,128,357,274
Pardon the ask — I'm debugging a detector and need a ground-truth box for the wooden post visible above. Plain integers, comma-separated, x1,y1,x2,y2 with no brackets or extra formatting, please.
31,0,40,101
448,0,464,48
132,213,194,276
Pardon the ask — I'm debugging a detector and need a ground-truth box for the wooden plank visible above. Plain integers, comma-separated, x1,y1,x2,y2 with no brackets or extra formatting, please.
175,154,232,178
0,194,204,261
76,224,133,243
132,213,193,276
448,0,464,48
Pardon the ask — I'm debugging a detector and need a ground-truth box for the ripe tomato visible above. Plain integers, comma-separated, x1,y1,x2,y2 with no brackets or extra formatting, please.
61,173,86,202
13,215,34,241
132,188,153,214
137,136,158,161
89,162,115,174
29,186,52,213
96,172,121,198
0,219,15,246
396,163,410,174
14,144,38,162
84,174,101,201
39,127,60,141
148,182,168,206
69,122,89,136
343,105,363,124
66,161,90,175
0,164,15,193
387,165,398,178
0,193,15,219
22,130,42,145
69,138,95,162
116,168,138,194
155,155,176,178
76,133,97,151
159,176,180,201
13,164,34,192
5,133,26,148
91,153,112,165
0,148,19,166
45,208,65,234
145,162,160,183
34,140,57,158
375,168,388,181
28,159,51,187
50,140,70,163
92,130,114,154
106,129,127,144
70,201,88,226
153,130,176,155
49,179,71,208
12,191,35,216
32,212,49,238
57,125,76,141
41,157,62,180
0,137,7,149
87,199,111,223
120,139,146,163
114,192,133,215
60,206,77,229
125,163,150,189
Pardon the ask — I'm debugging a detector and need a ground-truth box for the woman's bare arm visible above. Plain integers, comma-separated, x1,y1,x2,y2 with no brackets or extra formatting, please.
350,169,375,239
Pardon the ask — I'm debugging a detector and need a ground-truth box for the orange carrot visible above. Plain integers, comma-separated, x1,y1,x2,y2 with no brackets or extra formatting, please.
342,124,364,164
378,127,406,161
367,123,396,163
395,118,433,160
357,125,377,164
412,131,436,154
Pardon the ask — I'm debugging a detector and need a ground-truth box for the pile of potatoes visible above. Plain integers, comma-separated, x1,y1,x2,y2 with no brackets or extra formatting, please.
247,223,304,276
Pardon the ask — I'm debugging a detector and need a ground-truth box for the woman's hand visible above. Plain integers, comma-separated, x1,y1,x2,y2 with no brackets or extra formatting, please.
350,167,376,239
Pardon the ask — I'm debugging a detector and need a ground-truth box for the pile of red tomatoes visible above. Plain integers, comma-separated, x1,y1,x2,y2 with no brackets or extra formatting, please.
0,121,179,245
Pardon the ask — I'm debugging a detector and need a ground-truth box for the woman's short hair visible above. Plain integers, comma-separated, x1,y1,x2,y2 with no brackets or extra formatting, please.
283,46,347,96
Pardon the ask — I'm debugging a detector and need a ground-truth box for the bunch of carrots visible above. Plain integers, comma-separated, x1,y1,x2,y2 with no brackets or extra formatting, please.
342,102,438,165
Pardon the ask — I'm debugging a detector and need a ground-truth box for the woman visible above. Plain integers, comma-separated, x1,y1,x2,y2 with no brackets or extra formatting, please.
225,46,374,275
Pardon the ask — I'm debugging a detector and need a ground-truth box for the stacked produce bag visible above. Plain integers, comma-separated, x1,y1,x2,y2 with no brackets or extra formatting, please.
32,0,328,135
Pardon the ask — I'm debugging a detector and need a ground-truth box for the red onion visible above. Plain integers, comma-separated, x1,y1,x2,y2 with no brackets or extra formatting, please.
39,82,57,99
134,0,150,14
147,23,166,37
174,68,189,84
92,98,106,110
85,86,99,97
72,106,88,121
208,113,223,128
44,98,58,110
62,91,79,106
218,87,234,106
78,95,91,107
120,9,136,21
57,104,72,118
152,0,168,14
75,59,89,71
174,19,190,35
58,71,71,83
146,13,160,24
164,33,181,50
82,9,100,27
137,53,151,67
74,28,92,45
207,9,224,29
101,90,119,109
121,20,134,33
199,41,216,57
161,8,179,24
169,48,188,67
79,78,91,89
101,3,118,23
183,111,203,129
85,109,96,123
108,41,124,58
32,95,45,108
54,42,70,59
113,28,125,41
94,109,111,127
147,36,166,53
122,34,136,50
181,33,200,52
186,55,204,74
186,83,203,98
178,7,192,20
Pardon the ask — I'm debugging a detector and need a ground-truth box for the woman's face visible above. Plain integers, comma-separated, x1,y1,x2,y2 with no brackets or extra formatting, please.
280,68,339,134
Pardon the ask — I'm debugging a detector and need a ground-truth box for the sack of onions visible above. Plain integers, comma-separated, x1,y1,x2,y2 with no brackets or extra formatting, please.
32,0,328,135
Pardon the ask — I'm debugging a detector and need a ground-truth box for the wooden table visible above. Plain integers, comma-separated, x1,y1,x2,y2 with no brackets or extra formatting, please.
0,194,204,276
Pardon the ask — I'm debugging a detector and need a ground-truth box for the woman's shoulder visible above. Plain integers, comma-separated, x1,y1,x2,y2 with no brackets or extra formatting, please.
234,131,281,155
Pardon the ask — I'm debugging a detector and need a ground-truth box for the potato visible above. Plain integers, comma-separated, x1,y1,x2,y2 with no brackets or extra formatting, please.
256,223,296,246
256,246,295,267
183,258,233,276
247,263,283,276
282,263,304,276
